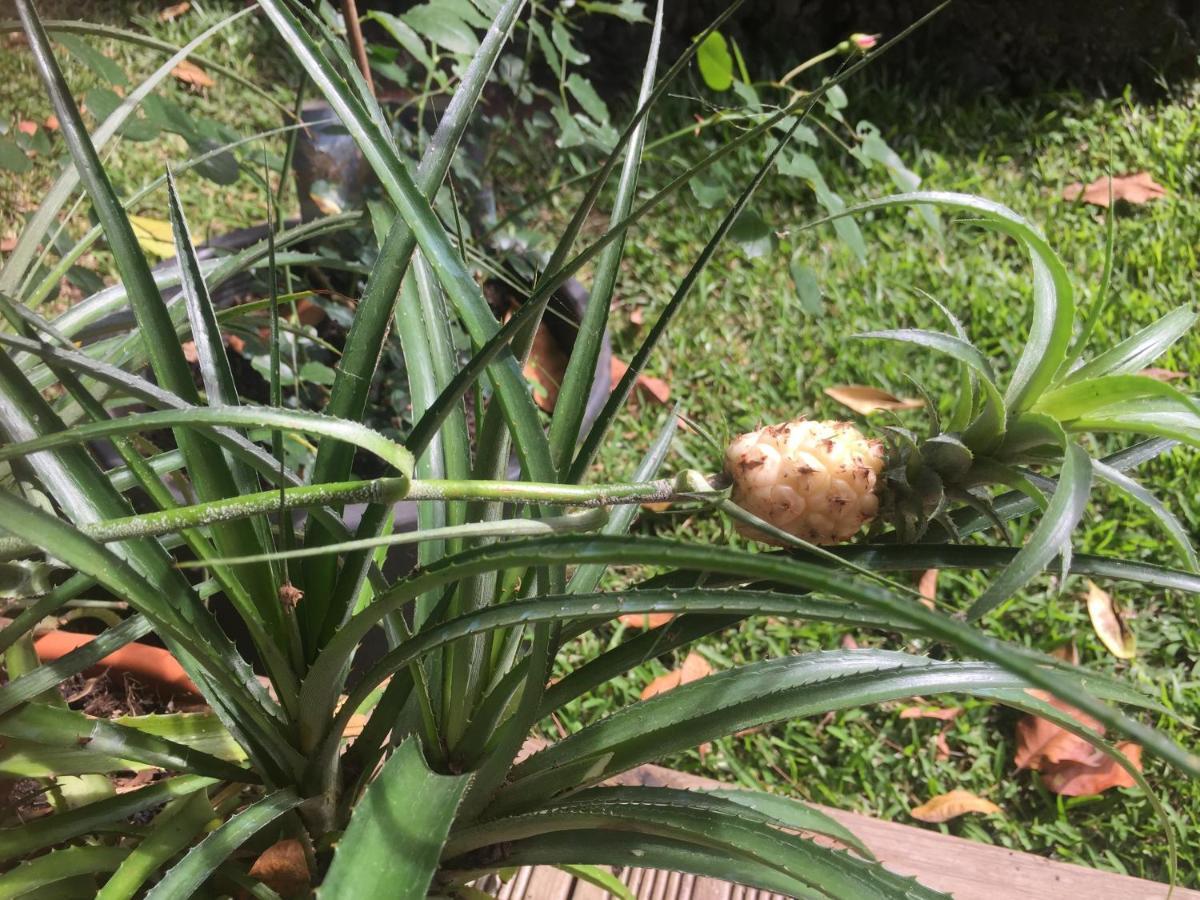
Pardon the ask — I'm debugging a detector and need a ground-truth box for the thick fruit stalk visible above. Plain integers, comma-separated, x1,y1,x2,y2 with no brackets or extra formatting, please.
725,419,884,545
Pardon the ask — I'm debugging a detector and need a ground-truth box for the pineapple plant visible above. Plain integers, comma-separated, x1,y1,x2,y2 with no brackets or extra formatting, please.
724,195,1198,620
1,0,1198,896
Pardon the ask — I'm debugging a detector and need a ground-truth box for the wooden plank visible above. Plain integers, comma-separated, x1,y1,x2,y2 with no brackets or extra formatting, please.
523,865,575,900
501,763,1197,898
569,872,610,900
614,765,1198,900
688,877,733,900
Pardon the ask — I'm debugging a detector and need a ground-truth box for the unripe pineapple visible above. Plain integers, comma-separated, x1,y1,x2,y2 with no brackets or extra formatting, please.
726,419,885,545
717,202,1198,602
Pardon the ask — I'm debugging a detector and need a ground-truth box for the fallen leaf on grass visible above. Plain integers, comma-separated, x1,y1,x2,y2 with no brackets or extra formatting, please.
910,789,1000,823
934,729,952,762
1015,690,1143,796
172,59,214,90
1062,172,1166,207
899,705,961,721
1015,692,1102,770
611,356,670,406
43,115,58,131
629,306,645,326
641,651,711,700
1040,742,1142,796
159,1,191,20
824,385,923,415
17,120,38,136
1084,580,1136,659
249,839,310,897
128,214,175,258
618,612,675,629
1139,367,1188,382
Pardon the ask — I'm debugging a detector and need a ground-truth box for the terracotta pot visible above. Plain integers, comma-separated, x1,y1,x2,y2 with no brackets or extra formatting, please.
33,630,202,699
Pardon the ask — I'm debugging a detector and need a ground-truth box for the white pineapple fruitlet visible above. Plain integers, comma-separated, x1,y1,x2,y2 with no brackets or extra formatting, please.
725,419,885,545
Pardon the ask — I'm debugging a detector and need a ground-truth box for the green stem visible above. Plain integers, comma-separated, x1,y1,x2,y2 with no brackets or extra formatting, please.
0,475,725,558
777,45,842,85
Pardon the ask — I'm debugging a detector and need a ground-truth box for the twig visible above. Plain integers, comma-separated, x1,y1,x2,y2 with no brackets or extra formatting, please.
341,0,375,97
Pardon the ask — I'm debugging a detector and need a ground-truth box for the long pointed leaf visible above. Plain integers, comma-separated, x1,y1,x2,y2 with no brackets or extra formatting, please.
967,442,1092,620
303,534,1200,780
144,790,301,900
257,0,554,487
0,703,251,782
1093,459,1199,572
0,774,216,860
1064,305,1197,384
321,739,469,897
547,0,665,473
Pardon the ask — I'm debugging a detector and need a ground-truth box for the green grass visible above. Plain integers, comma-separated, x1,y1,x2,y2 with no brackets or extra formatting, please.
543,81,1199,884
0,0,294,312
4,3,1197,885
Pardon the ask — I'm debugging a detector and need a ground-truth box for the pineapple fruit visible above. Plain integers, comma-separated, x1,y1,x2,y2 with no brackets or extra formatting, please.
715,198,1197,621
725,419,885,545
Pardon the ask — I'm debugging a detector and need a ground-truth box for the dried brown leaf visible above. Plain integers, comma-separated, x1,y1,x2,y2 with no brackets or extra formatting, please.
824,385,923,415
1014,690,1103,771
899,705,962,721
248,839,310,897
159,1,191,21
641,651,711,700
618,612,675,630
1062,172,1166,207
629,306,645,326
934,728,952,762
611,356,670,406
1084,579,1136,659
910,789,1000,823
1039,741,1143,796
172,59,214,90
43,115,59,131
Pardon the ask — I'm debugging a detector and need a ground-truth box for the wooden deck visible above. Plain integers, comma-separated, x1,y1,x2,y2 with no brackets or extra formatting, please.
479,765,1197,900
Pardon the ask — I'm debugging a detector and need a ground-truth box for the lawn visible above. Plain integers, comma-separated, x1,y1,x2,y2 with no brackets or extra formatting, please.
561,81,1200,882
2,2,1197,886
